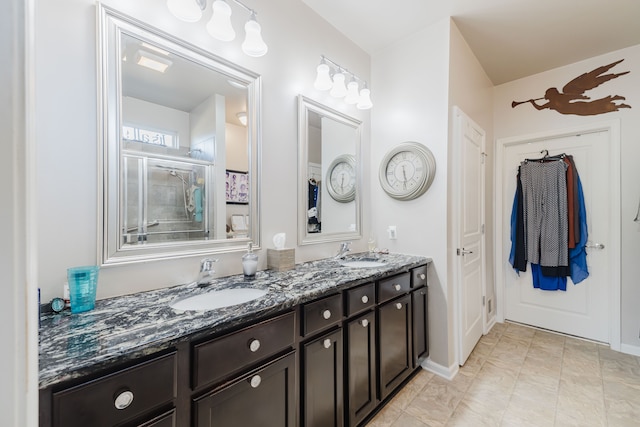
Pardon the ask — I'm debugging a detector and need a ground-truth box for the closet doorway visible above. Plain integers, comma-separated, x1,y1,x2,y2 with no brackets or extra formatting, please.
495,121,620,347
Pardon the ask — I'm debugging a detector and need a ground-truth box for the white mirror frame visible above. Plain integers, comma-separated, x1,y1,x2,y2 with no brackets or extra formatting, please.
297,95,362,245
97,5,261,265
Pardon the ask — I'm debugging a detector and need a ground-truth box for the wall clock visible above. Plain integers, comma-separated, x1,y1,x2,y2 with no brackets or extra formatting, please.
379,142,436,201
326,154,356,203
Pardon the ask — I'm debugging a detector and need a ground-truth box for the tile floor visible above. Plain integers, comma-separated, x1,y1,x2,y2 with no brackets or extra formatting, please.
366,321,640,427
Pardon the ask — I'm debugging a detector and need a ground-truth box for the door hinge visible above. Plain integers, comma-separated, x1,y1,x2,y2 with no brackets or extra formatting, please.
482,296,486,306
481,224,485,234
481,152,487,164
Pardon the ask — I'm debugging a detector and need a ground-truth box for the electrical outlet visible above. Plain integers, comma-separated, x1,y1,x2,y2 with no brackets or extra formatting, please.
387,226,397,239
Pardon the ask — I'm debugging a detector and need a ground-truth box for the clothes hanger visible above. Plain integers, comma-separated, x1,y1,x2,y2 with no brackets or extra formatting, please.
524,149,566,163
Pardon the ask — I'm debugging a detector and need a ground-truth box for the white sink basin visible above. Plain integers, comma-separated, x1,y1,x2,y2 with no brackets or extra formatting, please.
340,260,386,268
170,288,267,311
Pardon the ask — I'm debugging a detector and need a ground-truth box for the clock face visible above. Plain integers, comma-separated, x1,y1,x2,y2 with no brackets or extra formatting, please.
326,154,356,202
330,162,356,195
385,151,425,192
379,142,436,201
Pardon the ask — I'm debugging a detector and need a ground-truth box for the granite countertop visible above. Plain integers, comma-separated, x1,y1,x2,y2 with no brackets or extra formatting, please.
39,252,430,389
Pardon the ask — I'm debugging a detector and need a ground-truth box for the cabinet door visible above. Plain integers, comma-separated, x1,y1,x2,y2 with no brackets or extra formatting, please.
302,328,344,427
346,311,377,427
377,294,412,400
412,287,429,367
194,353,296,427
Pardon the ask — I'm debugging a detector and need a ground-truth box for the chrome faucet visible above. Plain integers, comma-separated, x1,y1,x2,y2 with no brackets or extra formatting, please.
334,241,352,260
196,258,218,287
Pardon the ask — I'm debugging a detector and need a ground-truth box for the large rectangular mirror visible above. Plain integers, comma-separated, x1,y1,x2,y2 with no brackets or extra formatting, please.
98,5,260,264
298,95,362,245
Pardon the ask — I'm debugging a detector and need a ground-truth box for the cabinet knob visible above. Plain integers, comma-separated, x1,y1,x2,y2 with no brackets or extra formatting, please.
248,339,261,352
249,375,262,388
396,302,403,310
323,338,332,349
360,319,369,328
114,390,134,410
394,284,401,291
361,295,369,304
419,273,426,280
322,309,332,320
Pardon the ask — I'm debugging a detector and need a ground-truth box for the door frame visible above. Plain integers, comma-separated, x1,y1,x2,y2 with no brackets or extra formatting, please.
451,106,488,366
494,119,621,351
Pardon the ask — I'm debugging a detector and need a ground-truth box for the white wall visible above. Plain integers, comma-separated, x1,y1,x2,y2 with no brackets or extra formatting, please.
371,18,451,367
493,45,640,351
34,0,370,302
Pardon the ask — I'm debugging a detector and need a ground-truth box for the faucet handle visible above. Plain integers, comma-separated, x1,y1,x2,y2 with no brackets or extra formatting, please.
200,258,219,272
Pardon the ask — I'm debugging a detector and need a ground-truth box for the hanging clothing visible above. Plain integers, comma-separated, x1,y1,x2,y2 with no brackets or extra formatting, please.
509,157,589,291
519,160,569,267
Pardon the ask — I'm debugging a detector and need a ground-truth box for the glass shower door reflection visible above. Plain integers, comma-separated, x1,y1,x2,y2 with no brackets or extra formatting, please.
122,155,209,245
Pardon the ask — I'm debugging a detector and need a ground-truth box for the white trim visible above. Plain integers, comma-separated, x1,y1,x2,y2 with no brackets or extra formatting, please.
421,357,459,381
620,343,640,357
494,119,621,351
451,106,487,366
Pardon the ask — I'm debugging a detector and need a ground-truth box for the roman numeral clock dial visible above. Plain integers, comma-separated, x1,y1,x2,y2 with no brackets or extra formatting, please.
379,142,436,201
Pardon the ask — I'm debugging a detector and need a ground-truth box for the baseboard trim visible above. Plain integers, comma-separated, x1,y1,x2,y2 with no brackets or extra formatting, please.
421,357,459,380
620,343,640,357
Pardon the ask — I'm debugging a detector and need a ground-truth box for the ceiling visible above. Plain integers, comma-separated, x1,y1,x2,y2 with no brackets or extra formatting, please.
300,0,640,85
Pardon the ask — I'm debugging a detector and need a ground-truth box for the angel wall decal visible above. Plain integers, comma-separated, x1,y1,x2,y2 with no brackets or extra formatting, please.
512,59,631,116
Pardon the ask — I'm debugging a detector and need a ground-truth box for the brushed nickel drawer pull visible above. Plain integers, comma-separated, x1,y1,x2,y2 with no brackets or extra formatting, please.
322,309,332,320
114,390,134,410
361,319,369,327
250,375,262,388
396,302,403,310
323,338,332,349
248,339,261,352
361,295,369,304
393,284,401,291
419,273,426,280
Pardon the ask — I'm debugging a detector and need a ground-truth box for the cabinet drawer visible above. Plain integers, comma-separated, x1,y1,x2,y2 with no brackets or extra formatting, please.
346,282,375,317
193,311,295,390
378,272,411,303
52,352,177,427
412,265,428,289
302,293,343,337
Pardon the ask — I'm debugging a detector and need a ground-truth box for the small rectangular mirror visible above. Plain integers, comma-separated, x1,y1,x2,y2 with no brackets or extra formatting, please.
297,95,362,245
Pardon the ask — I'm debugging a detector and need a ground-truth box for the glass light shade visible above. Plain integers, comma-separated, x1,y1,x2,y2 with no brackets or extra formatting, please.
330,72,348,98
314,63,333,91
207,0,235,41
242,18,268,57
344,80,360,104
236,112,247,126
166,0,202,23
357,87,373,110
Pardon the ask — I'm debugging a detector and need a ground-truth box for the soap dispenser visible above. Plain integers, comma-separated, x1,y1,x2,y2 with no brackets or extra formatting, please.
242,242,258,279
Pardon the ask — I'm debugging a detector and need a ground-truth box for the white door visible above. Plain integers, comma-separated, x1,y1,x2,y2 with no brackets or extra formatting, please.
501,130,614,343
453,107,486,365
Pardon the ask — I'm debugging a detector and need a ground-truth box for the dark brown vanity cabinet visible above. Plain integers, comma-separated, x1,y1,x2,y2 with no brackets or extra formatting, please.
377,293,413,400
302,328,344,427
192,311,297,427
193,352,296,427
301,293,345,427
48,352,178,427
345,310,377,427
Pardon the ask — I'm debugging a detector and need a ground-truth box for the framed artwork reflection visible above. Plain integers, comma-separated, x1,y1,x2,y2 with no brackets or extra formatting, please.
226,170,249,204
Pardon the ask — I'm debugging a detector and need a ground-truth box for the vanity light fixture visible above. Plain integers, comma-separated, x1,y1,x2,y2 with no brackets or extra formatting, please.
314,55,372,110
167,0,268,57
135,49,173,73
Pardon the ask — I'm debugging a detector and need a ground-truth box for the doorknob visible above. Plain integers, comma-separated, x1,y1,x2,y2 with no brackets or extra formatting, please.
586,242,605,250
457,248,473,256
